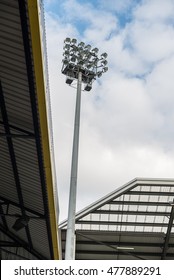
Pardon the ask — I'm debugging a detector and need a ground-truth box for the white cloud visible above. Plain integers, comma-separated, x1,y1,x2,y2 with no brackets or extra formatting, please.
134,0,174,22
45,0,174,221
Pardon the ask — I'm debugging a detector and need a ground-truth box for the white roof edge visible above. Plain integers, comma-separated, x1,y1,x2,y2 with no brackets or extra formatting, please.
59,177,174,228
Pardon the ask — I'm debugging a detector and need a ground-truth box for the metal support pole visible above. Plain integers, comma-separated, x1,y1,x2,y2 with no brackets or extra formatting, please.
65,71,82,260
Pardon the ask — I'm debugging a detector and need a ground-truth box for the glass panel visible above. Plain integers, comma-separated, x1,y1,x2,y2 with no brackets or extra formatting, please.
91,224,99,230
151,186,160,192
152,227,163,232
138,205,147,211
133,185,141,191
146,205,158,212
111,204,119,210
143,226,153,232
108,225,116,231
149,195,159,202
100,225,108,231
159,196,168,202
136,215,145,222
101,204,110,210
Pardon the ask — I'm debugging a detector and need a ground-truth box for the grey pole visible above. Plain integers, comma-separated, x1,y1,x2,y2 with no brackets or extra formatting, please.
65,71,82,260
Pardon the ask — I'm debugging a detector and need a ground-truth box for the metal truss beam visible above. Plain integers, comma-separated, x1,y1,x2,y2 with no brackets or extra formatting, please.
74,249,174,258
75,240,170,248
127,191,174,196
94,209,171,216
0,121,34,136
76,220,169,227
0,204,8,230
0,196,45,218
0,133,35,138
108,201,170,206
0,241,20,247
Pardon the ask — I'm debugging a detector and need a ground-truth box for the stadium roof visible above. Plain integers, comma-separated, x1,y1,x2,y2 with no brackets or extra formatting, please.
60,178,174,260
0,0,59,259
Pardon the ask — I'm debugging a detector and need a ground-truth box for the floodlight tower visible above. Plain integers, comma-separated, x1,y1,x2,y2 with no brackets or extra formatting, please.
61,37,108,260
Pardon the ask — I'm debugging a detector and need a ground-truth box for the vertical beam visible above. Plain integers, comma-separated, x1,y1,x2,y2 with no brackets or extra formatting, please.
0,81,33,248
161,206,174,259
65,71,82,260
0,204,8,231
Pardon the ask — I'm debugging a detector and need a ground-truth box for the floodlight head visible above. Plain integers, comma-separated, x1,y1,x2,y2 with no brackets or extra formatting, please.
85,44,91,50
86,63,92,69
78,42,85,48
66,76,74,85
101,52,108,58
64,44,70,50
97,71,102,78
101,59,108,66
71,38,77,44
103,66,108,72
71,55,76,62
84,83,92,91
62,59,69,65
92,47,99,53
64,37,71,43
78,60,84,66
86,53,92,59
63,50,70,56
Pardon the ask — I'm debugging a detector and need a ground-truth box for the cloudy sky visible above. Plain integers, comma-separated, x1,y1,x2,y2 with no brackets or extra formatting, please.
44,0,174,222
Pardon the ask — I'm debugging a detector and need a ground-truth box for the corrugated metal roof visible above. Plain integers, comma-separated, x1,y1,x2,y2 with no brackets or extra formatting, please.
60,178,174,260
0,0,59,259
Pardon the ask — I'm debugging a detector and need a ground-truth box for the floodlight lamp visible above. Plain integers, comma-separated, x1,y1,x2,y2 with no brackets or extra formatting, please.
92,47,99,53
62,59,69,65
64,44,70,50
71,56,76,63
101,52,108,58
84,83,92,91
78,60,84,66
103,66,108,72
64,37,71,43
71,38,77,44
97,71,102,78
66,76,74,85
101,59,108,66
78,47,84,53
92,57,99,64
63,50,70,56
78,42,85,48
86,64,92,69
86,53,92,59
85,44,91,50
83,49,89,55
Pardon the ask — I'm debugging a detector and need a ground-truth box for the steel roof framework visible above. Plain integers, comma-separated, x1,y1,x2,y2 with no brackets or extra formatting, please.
60,178,174,260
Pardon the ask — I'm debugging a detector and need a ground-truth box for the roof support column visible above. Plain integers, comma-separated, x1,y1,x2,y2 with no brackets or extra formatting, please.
161,204,174,259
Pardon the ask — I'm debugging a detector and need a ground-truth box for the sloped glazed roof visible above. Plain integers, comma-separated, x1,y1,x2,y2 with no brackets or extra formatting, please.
60,178,174,260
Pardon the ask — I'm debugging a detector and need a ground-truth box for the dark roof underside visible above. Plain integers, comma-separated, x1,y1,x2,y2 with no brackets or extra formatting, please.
0,0,58,259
